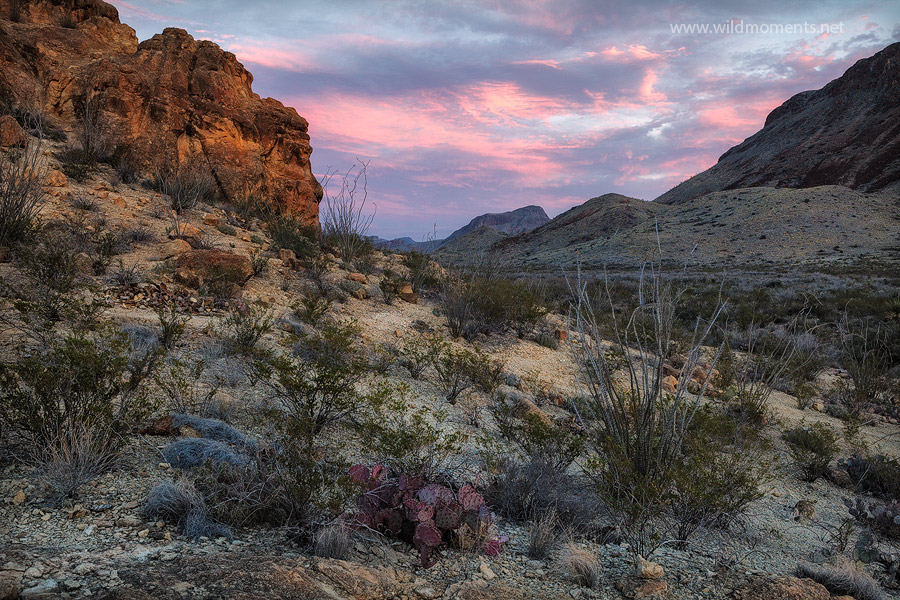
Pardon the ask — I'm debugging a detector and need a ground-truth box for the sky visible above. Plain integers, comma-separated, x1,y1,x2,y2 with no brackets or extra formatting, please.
109,1,900,240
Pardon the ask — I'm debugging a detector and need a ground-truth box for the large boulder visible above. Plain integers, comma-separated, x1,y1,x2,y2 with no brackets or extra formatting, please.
733,576,831,600
174,249,253,292
0,0,322,222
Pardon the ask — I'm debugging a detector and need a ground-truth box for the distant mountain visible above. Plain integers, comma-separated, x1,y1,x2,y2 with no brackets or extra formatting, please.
433,43,900,271
374,205,550,253
443,205,549,243
656,41,900,205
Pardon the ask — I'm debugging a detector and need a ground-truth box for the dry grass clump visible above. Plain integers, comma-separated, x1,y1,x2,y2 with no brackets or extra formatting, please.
556,542,600,589
527,510,560,560
314,520,352,559
796,560,887,600
35,424,119,502
144,479,232,540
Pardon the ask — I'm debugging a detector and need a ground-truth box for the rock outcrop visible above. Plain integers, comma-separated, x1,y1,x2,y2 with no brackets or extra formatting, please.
657,42,900,204
0,0,322,222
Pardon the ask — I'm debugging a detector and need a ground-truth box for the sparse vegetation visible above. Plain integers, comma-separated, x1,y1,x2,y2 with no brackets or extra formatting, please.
783,422,839,482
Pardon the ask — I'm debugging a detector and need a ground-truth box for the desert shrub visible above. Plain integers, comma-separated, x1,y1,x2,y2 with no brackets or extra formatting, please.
397,333,447,380
570,258,730,557
0,136,45,246
557,542,599,589
155,359,220,415
314,521,352,559
492,403,584,472
117,224,154,247
109,260,143,287
77,92,108,162
248,249,268,277
783,422,839,482
163,438,247,469
534,330,559,350
247,320,371,524
485,458,601,532
796,561,887,600
70,192,98,212
267,216,319,261
349,465,507,567
837,317,893,413
404,250,441,293
434,344,501,404
219,301,273,354
319,159,374,265
668,405,770,546
34,424,119,503
0,325,163,449
441,269,546,340
840,454,900,501
356,384,466,477
794,382,818,410
217,223,237,237
7,235,83,324
155,304,188,350
527,510,560,560
379,270,402,305
57,148,96,183
106,144,139,184
294,288,332,326
144,479,232,540
155,159,217,213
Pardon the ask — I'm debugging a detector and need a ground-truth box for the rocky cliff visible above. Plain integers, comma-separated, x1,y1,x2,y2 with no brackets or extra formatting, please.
0,0,322,222
656,41,900,205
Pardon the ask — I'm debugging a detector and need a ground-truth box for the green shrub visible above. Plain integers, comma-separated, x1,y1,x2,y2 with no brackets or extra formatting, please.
404,251,441,293
155,304,188,350
783,422,840,482
219,301,273,354
355,383,466,477
294,288,332,326
0,325,162,449
397,333,447,379
57,148,96,183
492,404,584,472
840,454,900,501
379,270,402,305
249,249,268,277
534,330,559,350
441,270,546,340
268,216,319,261
217,223,237,236
434,344,502,404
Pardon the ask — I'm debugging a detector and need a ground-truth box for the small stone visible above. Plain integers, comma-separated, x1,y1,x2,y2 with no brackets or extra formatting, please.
637,556,664,580
11,491,25,505
23,567,42,579
203,213,219,226
112,197,127,209
46,170,67,187
347,272,367,284
479,561,496,580
137,528,150,538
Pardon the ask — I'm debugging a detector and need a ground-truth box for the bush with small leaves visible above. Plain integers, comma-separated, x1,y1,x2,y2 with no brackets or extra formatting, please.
379,271,402,305
434,345,502,404
349,465,508,567
0,325,163,451
249,249,268,277
156,304,188,350
397,333,447,380
533,330,559,350
355,383,467,477
268,216,320,261
219,301,273,355
155,359,220,416
840,454,900,501
294,288,332,326
783,422,840,482
403,251,441,293
217,223,237,237
155,160,217,214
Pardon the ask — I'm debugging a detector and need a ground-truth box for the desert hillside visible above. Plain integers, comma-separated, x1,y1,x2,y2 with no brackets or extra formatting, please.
0,2,899,600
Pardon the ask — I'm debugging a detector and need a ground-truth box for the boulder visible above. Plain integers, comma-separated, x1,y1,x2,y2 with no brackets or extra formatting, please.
174,249,253,290
615,578,668,599
733,576,831,600
203,213,220,227
636,557,664,580
347,272,367,284
0,115,26,147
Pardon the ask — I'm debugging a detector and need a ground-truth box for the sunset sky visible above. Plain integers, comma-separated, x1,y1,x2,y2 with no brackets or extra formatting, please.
110,0,900,239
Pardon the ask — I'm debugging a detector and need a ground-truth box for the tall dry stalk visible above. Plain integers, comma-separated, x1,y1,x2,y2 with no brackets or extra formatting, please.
319,159,374,264
568,258,725,556
0,123,45,246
